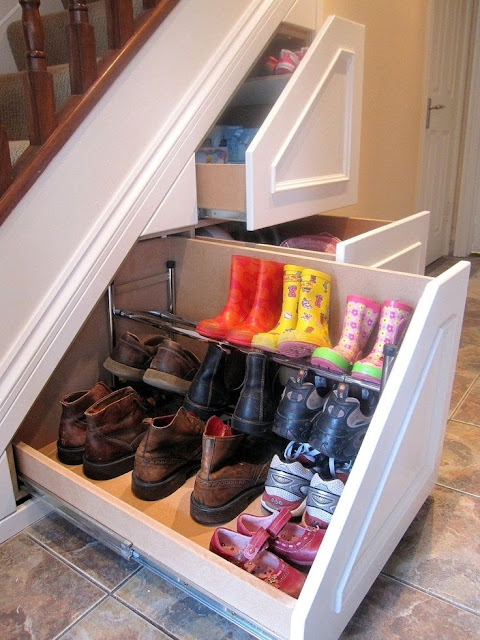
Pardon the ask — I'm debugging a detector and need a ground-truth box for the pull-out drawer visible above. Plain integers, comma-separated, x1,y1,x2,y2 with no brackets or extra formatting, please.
197,210,430,274
13,237,469,640
196,15,364,230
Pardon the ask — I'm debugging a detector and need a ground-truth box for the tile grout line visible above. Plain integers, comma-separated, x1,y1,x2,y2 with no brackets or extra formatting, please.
24,528,141,593
434,481,480,500
449,371,480,420
379,572,480,619
53,593,111,640
110,590,179,640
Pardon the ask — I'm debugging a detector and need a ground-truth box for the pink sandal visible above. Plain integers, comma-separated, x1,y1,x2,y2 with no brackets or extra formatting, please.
209,526,306,598
237,507,325,567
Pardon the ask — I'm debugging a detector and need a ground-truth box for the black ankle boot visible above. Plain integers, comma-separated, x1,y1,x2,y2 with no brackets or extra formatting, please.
183,343,244,420
232,351,279,436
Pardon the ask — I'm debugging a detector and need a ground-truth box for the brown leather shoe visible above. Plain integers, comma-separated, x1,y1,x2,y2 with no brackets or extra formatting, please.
143,339,201,395
57,381,111,465
103,332,165,381
83,386,151,480
131,407,205,500
190,416,276,525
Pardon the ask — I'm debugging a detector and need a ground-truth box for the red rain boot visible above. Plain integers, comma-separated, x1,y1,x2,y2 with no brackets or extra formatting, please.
227,260,285,348
196,255,261,340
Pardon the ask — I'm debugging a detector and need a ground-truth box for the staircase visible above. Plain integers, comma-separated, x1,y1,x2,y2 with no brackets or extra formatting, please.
0,0,298,456
0,0,179,222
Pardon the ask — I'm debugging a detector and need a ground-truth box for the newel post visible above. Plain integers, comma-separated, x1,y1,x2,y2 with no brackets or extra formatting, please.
67,0,98,94
20,0,57,145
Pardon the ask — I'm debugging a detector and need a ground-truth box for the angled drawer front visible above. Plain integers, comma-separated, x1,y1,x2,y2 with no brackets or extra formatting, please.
195,210,430,276
13,238,469,640
196,15,364,230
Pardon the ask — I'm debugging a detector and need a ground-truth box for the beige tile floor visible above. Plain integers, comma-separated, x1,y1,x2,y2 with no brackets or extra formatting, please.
1,257,479,640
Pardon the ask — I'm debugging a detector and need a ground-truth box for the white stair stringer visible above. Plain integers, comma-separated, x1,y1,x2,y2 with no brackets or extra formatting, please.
0,0,299,453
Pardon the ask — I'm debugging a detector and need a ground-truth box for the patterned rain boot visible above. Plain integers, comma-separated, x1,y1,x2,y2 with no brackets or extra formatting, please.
351,299,413,383
251,264,303,352
227,260,284,348
310,296,380,374
196,255,261,340
276,269,332,358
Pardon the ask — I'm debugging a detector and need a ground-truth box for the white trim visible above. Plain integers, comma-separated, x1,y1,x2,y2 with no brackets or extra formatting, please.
453,0,480,257
270,48,354,194
0,497,52,544
0,0,297,454
0,2,21,29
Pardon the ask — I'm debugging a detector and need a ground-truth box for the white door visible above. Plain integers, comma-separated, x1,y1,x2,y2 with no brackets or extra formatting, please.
416,0,473,265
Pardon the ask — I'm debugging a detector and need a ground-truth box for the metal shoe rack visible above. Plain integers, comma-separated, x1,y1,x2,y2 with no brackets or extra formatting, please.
107,261,397,396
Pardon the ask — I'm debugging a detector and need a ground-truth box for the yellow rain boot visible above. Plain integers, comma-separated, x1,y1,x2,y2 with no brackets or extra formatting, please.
251,264,303,352
277,268,331,359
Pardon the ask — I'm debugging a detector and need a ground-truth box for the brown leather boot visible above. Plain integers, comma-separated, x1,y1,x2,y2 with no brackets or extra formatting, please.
83,387,151,480
131,407,205,500
143,339,201,395
57,381,111,465
103,332,165,381
190,416,274,525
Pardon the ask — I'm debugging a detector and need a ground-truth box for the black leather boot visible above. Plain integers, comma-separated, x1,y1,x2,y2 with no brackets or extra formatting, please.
183,343,245,420
232,351,279,436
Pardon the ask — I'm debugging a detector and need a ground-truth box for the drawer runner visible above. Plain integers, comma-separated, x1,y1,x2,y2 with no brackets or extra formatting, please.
19,476,278,640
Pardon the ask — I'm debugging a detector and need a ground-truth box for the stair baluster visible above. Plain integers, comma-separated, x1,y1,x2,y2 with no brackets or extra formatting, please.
20,0,57,145
105,0,134,49
0,126,14,196
67,0,98,94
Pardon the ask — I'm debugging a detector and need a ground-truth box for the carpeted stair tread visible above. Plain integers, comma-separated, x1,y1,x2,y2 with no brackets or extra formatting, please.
0,64,72,140
9,139,30,165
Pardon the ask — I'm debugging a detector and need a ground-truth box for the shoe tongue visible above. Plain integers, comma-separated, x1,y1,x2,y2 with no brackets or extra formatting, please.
205,415,232,437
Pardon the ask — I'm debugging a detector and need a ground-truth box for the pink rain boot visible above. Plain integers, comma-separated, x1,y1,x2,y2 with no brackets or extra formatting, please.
310,296,380,374
351,300,413,383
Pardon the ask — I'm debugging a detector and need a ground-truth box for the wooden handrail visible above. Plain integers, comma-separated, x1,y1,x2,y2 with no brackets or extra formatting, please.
0,0,181,225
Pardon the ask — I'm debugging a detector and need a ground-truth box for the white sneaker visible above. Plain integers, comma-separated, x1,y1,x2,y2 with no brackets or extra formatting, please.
261,453,315,516
302,473,345,528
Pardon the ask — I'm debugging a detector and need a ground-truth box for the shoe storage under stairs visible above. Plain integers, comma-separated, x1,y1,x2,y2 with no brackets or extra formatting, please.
12,235,469,640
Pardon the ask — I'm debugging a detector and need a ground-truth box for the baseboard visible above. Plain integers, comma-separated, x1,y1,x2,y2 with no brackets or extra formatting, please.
0,496,51,544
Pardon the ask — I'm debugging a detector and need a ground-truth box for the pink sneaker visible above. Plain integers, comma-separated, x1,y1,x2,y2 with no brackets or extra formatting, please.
275,49,300,75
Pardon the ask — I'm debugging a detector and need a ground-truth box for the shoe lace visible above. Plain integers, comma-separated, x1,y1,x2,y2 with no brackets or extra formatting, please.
328,457,354,478
284,441,321,464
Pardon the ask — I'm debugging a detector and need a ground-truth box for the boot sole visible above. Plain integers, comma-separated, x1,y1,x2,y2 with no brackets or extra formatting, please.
143,369,191,395
131,462,200,501
231,415,273,436
190,484,265,525
57,442,84,465
103,357,146,382
182,397,227,422
83,454,135,480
